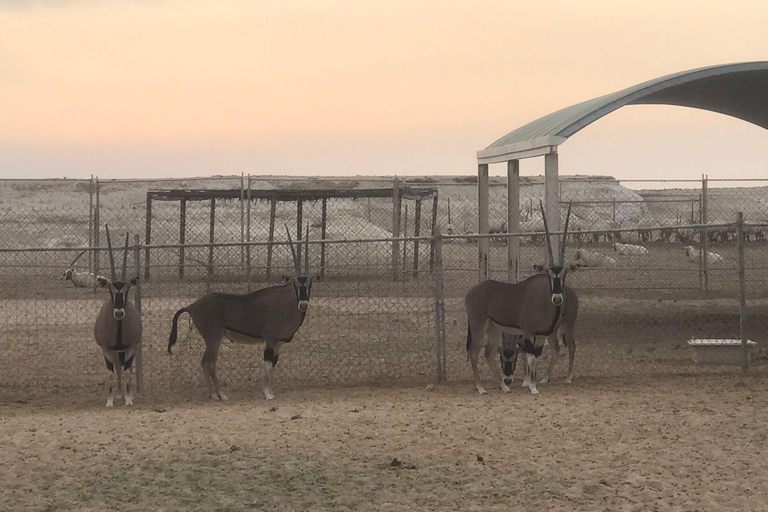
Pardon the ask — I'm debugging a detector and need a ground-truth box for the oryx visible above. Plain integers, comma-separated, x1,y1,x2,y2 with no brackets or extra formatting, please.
61,250,105,288
465,201,579,395
168,226,312,401
93,226,142,407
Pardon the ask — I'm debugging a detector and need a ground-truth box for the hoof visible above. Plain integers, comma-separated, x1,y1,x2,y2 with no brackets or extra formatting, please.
565,376,573,384
105,399,114,408
540,376,550,384
263,390,274,400
218,393,228,401
500,383,511,393
529,388,539,395
124,397,134,406
475,384,487,395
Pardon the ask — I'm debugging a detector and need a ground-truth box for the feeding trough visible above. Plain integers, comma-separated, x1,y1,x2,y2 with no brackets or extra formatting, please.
688,339,756,365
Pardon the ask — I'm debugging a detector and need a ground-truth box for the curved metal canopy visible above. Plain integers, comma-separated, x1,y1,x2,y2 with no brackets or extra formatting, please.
477,61,768,164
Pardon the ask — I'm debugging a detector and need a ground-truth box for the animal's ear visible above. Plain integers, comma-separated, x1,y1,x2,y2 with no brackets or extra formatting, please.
97,277,109,288
130,277,138,286
533,264,544,272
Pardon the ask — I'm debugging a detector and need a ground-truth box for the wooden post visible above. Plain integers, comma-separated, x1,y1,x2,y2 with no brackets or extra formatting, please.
133,234,143,391
432,224,446,382
478,163,489,281
413,199,422,278
208,198,216,279
94,178,100,280
240,173,245,269
507,159,520,283
246,176,252,290
266,198,276,281
144,193,152,281
402,204,409,273
544,152,560,259
429,194,438,270
392,179,401,281
179,198,187,280
320,197,327,278
296,199,303,264
701,175,709,292
737,212,748,370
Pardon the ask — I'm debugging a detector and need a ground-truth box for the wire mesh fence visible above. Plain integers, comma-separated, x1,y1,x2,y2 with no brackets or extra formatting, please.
0,177,767,399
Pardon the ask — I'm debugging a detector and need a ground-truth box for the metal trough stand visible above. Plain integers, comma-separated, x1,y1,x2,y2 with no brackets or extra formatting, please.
688,339,757,365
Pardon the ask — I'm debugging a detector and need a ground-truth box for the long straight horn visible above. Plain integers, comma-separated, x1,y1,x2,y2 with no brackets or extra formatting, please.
105,224,117,282
304,221,310,276
285,224,300,275
539,200,555,267
560,202,572,266
121,232,130,281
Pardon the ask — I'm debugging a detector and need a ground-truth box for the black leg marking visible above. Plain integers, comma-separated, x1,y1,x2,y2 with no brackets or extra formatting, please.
264,348,275,362
104,357,114,373
272,354,279,365
123,355,134,371
523,339,543,357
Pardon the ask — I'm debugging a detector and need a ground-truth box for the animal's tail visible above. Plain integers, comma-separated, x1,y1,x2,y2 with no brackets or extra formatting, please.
465,322,472,355
168,307,189,354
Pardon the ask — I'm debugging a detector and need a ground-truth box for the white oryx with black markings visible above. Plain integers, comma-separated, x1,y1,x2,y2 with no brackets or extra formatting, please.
93,226,142,407
465,201,579,395
168,226,312,401
62,250,106,288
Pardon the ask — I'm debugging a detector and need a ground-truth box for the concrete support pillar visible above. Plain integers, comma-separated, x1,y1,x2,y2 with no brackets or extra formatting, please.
507,159,520,282
478,163,489,281
544,152,560,262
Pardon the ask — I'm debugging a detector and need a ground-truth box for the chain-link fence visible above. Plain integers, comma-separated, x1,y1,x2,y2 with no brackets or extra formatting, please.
0,177,767,398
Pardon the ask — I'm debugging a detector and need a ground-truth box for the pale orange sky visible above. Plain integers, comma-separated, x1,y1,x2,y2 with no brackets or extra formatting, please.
1,0,768,181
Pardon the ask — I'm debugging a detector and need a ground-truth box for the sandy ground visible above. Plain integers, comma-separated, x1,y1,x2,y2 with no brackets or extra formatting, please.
1,373,767,512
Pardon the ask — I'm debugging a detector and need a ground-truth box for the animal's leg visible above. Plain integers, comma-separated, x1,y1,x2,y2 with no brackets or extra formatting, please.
525,352,539,395
484,338,509,393
115,355,124,401
469,339,486,395
541,333,561,384
201,340,226,401
122,350,135,406
521,347,531,389
565,330,576,384
103,352,116,407
262,340,280,400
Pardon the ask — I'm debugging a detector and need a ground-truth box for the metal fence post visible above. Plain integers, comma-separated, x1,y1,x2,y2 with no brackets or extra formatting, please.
432,224,447,382
240,172,245,270
701,174,709,292
93,177,100,281
133,234,144,391
392,179,401,281
246,175,252,290
736,212,748,370
88,175,95,291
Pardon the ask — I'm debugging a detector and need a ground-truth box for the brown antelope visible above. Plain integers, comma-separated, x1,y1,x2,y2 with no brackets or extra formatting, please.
465,201,579,395
168,226,312,400
93,226,142,407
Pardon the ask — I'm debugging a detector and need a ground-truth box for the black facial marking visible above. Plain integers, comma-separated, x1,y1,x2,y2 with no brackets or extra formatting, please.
264,348,275,363
502,362,513,376
104,357,114,373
